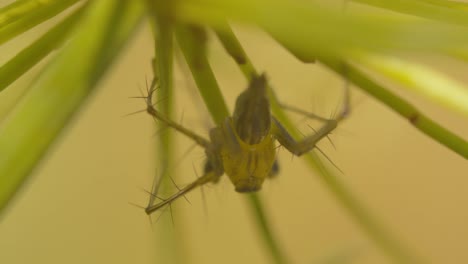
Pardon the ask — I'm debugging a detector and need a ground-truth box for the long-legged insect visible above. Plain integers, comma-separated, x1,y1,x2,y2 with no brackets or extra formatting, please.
145,74,347,215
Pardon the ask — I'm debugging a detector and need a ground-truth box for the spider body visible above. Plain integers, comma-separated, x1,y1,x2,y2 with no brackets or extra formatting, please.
207,75,276,192
144,74,341,215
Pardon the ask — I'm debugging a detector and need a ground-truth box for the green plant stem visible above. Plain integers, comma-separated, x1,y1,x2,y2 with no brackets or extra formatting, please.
0,0,81,45
0,5,85,92
247,194,287,264
0,0,144,216
145,1,185,263
322,58,468,159
175,25,228,124
177,24,287,264
215,23,424,264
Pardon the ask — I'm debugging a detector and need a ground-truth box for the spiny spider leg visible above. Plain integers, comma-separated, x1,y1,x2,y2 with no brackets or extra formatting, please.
144,82,211,149
143,80,223,215
271,76,350,156
145,170,219,215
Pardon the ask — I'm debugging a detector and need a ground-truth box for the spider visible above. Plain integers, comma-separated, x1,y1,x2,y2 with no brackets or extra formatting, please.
144,73,348,215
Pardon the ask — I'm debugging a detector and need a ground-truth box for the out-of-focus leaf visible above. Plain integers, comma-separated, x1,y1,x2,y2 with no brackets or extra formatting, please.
356,54,468,117
0,5,86,93
0,0,144,216
0,0,81,45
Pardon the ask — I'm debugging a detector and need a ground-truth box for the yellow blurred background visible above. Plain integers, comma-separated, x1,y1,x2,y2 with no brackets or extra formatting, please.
1,2,468,263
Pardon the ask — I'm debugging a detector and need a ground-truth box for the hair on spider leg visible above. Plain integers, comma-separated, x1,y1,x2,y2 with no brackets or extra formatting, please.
144,159,199,220
168,176,191,205
274,143,283,156
146,167,164,208
145,73,160,93
123,96,170,119
143,170,176,225
290,151,295,162
153,206,173,224
307,124,337,150
140,187,172,223
143,187,178,220
299,114,342,172
124,90,170,118
314,146,344,174
144,190,179,223
192,162,209,217
191,151,209,166
143,171,196,217
126,78,160,106
274,145,283,174
341,78,351,119
122,84,152,117
147,105,192,141
179,109,186,125
143,77,174,112
325,135,337,151
140,187,166,202
145,157,215,217
143,145,202,212
129,198,170,227
168,203,175,226
128,201,147,210
149,116,182,141
177,142,198,165
123,107,151,118
199,182,208,218
280,102,331,123
127,201,159,227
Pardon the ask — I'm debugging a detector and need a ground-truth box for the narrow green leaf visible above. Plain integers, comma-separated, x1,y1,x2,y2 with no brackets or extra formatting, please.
246,193,287,264
407,0,468,10
0,0,144,215
0,5,86,93
0,0,77,26
0,0,81,45
145,1,185,262
177,0,468,56
351,0,468,26
356,54,468,117
176,25,229,123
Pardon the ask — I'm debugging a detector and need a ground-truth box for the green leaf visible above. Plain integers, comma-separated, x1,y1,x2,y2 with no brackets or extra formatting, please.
145,1,185,262
176,25,229,123
0,0,144,215
177,0,468,56
351,0,468,26
0,5,86,93
0,0,81,45
356,54,468,117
